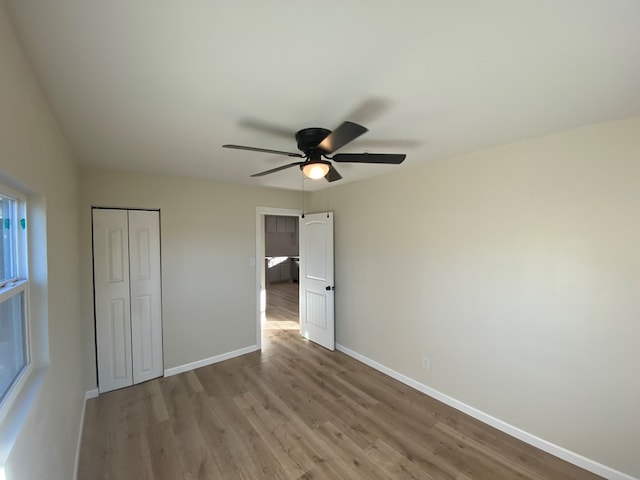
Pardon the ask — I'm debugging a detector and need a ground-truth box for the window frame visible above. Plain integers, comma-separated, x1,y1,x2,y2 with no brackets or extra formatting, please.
0,185,30,421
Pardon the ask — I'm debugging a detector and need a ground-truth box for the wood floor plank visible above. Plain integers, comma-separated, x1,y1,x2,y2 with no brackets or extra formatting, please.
146,420,186,480
197,366,291,479
189,391,254,479
365,438,437,480
234,391,316,478
79,282,603,479
110,429,154,480
315,420,391,480
143,379,170,424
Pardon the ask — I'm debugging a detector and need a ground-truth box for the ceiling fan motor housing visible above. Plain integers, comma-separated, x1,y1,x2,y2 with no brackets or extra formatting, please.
295,127,331,154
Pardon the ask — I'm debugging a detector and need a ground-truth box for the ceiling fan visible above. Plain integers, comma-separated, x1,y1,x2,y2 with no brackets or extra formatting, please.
223,121,406,182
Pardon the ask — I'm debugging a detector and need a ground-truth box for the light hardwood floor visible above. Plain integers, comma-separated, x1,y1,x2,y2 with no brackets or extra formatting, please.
78,282,602,479
263,282,300,331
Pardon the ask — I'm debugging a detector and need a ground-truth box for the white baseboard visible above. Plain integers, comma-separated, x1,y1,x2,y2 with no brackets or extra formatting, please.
73,389,99,479
335,343,637,480
164,345,260,377
85,389,99,400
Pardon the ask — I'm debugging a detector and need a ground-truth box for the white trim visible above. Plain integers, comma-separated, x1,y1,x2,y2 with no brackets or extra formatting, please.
0,184,26,203
85,389,99,400
335,344,638,480
0,367,46,468
0,280,27,306
72,389,99,479
0,359,32,425
255,206,302,351
163,345,260,377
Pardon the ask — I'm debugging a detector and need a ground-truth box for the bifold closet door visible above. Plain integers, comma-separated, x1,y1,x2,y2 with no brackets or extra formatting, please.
128,210,163,385
93,209,163,394
93,209,132,392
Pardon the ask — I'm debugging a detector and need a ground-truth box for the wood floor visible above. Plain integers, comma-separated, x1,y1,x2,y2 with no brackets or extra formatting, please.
263,282,299,331
78,282,601,479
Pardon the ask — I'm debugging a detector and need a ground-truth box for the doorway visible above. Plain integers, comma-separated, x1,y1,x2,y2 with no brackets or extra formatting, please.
255,207,335,351
255,207,300,347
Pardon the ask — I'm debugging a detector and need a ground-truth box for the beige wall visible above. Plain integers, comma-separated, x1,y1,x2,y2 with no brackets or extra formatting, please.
0,5,83,480
308,117,640,478
79,168,300,387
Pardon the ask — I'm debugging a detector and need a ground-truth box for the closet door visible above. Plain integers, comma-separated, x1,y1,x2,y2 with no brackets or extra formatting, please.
93,208,163,394
128,210,163,384
93,209,133,393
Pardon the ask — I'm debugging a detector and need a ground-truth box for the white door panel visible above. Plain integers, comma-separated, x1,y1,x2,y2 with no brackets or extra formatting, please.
93,209,133,393
129,210,163,384
108,298,130,380
299,212,334,350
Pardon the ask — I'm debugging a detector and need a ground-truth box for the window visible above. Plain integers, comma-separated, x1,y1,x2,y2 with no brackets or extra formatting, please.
0,189,28,407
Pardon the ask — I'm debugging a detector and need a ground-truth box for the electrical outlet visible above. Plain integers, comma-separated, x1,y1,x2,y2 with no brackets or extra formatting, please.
422,356,431,370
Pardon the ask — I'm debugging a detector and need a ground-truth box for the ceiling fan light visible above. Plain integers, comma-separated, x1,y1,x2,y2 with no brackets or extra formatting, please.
302,162,330,180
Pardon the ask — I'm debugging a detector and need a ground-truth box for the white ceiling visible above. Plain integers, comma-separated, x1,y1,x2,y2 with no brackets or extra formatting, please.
6,1,640,191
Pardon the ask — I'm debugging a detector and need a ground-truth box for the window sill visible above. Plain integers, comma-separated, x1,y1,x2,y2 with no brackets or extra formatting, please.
0,279,27,303
0,366,46,467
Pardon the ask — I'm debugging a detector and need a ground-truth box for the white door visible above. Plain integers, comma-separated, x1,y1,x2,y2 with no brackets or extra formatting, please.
299,212,335,350
93,209,134,392
128,210,163,384
93,209,163,393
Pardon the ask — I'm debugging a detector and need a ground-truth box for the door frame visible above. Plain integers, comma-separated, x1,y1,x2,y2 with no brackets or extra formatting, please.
255,206,301,349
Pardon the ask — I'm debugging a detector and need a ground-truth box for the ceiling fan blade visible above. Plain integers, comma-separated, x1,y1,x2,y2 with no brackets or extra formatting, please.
332,153,406,164
317,121,368,154
238,118,294,139
325,165,342,182
223,144,304,158
344,97,391,125
250,161,305,177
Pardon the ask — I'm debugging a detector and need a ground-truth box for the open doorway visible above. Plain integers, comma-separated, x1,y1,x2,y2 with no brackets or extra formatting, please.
255,207,301,348
264,214,299,331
